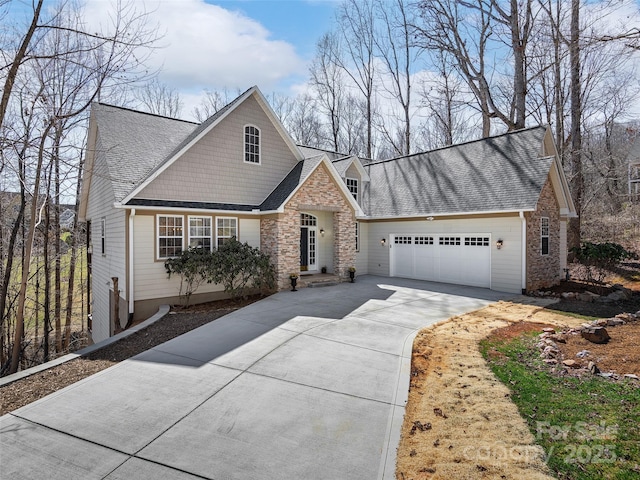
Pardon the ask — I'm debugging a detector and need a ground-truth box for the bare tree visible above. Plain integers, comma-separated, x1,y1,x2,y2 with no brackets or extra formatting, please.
192,88,237,122
373,0,417,155
282,93,323,148
310,32,346,153
135,78,182,117
335,0,377,157
4,0,158,374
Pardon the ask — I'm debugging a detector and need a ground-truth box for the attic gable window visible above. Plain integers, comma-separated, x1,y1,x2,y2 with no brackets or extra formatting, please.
541,217,550,255
346,178,358,202
244,125,260,164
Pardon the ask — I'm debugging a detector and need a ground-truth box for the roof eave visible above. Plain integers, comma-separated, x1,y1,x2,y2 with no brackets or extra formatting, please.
364,208,536,221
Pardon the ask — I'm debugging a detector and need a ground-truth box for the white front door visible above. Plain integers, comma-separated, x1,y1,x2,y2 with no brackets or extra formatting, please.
300,213,318,272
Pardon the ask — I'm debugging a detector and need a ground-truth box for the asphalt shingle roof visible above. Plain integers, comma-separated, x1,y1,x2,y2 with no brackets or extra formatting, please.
363,126,552,217
92,103,197,202
260,155,324,211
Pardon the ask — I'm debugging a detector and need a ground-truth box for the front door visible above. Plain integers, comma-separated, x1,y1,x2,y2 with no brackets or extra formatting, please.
300,213,318,272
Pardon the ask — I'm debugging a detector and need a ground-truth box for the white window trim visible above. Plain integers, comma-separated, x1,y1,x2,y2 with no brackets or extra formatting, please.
216,216,238,247
541,217,550,256
157,214,184,260
188,215,213,251
346,177,359,203
244,124,261,165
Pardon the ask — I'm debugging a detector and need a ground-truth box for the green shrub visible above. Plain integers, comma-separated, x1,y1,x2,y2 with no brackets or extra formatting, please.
570,242,636,285
164,247,213,307
208,238,276,300
165,239,276,305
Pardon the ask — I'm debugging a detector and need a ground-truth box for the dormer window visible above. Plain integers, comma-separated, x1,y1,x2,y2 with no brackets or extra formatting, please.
346,177,358,202
244,125,260,164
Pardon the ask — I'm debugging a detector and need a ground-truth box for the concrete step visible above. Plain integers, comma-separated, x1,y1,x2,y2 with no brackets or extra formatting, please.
307,281,339,288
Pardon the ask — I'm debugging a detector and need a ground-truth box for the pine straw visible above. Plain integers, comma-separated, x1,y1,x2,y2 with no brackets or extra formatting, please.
396,300,585,480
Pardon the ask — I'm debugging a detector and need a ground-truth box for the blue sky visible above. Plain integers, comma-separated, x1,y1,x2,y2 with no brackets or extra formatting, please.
212,0,338,59
81,0,340,116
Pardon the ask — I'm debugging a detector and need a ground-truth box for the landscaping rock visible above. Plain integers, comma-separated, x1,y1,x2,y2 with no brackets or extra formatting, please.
576,350,590,358
542,327,555,333
562,359,578,368
548,333,567,343
615,313,636,322
623,374,639,380
606,318,626,327
578,293,594,302
588,361,600,374
581,326,610,344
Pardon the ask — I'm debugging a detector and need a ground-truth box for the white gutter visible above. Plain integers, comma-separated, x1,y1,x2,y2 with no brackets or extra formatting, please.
129,209,135,316
114,203,269,216
366,208,535,221
520,211,527,292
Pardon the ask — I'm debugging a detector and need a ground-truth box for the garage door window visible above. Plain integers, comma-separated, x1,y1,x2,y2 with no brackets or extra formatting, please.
465,237,489,246
415,236,434,245
439,236,461,245
395,236,412,244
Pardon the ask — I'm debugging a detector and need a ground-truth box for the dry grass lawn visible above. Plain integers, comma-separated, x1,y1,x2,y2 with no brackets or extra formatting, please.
396,298,585,480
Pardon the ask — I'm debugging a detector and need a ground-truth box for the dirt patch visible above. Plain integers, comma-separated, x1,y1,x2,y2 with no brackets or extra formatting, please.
0,296,263,416
396,299,585,480
554,322,640,377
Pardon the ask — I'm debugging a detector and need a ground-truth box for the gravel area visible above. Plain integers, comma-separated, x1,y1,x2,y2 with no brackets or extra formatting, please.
0,296,263,416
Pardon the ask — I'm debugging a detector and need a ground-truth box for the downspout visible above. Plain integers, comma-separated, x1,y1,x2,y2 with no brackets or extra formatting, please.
128,209,135,320
520,211,527,294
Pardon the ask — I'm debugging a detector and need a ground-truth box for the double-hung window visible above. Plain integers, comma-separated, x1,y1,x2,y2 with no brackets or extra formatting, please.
158,215,183,259
346,178,358,202
244,125,260,164
541,217,550,255
188,216,212,251
216,217,237,247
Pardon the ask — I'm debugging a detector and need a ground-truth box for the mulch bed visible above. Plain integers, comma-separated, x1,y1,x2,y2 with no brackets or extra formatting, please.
0,295,263,416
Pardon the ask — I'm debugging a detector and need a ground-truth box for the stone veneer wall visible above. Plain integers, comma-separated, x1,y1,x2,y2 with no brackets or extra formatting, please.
260,162,356,289
525,176,561,291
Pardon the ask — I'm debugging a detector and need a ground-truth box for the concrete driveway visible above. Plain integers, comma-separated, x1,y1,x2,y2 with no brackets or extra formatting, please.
1,276,508,480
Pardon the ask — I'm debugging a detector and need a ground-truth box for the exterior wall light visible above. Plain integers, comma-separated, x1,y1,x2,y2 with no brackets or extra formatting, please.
496,239,504,249
426,216,434,221
381,238,386,246
320,228,325,237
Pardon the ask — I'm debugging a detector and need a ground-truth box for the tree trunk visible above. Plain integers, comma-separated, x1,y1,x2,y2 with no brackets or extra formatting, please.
568,0,582,251
63,150,85,350
0,0,43,130
9,122,53,374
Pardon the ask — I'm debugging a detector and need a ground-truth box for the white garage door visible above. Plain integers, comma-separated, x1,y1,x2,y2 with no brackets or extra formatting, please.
391,234,491,288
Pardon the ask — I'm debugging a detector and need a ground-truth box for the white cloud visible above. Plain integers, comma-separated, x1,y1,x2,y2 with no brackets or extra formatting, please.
83,0,305,93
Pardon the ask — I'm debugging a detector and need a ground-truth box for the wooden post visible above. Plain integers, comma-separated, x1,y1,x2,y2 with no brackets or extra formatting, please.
112,277,120,334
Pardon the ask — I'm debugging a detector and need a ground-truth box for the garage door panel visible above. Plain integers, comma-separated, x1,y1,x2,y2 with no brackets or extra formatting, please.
413,236,436,281
393,236,414,278
391,234,491,288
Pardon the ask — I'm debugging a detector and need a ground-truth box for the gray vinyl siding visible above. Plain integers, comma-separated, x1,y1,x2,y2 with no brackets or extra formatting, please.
136,96,299,205
85,133,127,343
355,221,369,274
366,216,523,294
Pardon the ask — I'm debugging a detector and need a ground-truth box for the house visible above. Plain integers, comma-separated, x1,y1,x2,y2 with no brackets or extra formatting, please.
78,86,576,343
